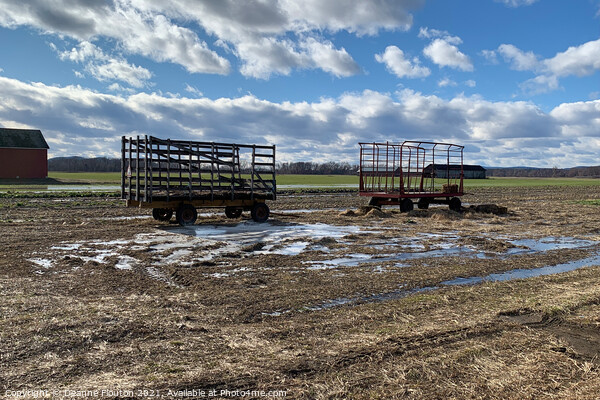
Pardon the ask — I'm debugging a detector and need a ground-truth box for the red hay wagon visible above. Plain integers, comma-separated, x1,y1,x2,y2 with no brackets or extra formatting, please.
359,141,465,212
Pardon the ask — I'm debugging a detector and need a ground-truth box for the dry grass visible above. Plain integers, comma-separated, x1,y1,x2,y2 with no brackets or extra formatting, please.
2,186,600,398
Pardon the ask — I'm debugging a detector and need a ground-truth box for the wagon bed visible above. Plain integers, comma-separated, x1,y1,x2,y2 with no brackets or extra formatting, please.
121,136,276,225
359,141,464,212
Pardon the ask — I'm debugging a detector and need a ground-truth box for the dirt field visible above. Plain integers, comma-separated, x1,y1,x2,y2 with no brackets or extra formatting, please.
2,186,600,399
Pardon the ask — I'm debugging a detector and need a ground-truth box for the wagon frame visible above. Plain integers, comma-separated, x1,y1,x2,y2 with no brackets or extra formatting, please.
121,136,276,225
359,141,465,212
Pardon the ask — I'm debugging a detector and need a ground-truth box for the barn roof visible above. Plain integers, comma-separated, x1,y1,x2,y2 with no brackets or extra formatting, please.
0,128,49,149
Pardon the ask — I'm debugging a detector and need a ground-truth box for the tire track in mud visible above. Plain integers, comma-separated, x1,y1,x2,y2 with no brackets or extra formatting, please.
281,321,507,379
283,298,600,381
499,305,600,361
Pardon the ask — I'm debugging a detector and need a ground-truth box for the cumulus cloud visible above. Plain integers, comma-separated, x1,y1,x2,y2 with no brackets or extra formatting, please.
544,38,600,77
1,75,599,166
0,0,231,75
423,38,474,71
437,78,457,87
54,41,152,88
375,46,430,78
0,0,425,79
490,39,600,94
497,44,539,71
418,27,462,45
302,38,361,77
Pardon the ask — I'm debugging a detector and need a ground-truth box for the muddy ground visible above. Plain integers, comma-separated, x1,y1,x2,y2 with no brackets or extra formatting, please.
2,186,600,399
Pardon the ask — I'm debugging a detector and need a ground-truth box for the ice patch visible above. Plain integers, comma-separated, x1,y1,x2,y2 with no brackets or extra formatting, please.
115,256,137,270
29,258,53,269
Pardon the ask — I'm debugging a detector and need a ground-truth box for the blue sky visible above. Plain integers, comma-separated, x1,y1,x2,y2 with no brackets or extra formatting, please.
0,0,599,167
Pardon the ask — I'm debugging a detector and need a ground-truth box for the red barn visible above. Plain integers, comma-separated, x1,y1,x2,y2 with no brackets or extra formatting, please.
0,128,49,179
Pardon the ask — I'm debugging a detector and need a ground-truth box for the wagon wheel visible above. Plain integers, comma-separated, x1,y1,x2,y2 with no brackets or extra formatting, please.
251,203,270,223
449,197,462,212
225,206,243,219
152,208,173,222
417,198,430,210
400,198,414,213
176,204,197,226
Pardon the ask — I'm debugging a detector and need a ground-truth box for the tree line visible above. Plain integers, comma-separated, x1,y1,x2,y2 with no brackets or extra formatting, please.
487,166,600,178
49,157,600,178
49,157,360,175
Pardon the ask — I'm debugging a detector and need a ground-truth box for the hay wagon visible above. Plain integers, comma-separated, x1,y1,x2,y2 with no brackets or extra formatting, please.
359,141,464,212
121,136,276,225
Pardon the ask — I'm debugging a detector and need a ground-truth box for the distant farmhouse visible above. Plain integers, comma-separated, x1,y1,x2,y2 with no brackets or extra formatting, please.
424,164,486,179
0,128,49,179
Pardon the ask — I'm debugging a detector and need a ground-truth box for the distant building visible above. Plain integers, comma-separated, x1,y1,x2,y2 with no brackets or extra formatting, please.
424,164,486,179
0,128,49,178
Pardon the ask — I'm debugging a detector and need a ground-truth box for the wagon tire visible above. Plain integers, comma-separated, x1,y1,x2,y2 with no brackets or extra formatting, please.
449,197,462,212
225,206,243,219
400,198,414,213
417,198,430,210
176,204,197,226
251,203,270,223
152,208,173,222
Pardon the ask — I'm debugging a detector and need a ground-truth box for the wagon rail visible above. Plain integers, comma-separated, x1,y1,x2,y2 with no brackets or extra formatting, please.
121,135,276,225
359,141,465,212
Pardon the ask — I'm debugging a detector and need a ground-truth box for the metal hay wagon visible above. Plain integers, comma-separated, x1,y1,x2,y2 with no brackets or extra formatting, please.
121,136,276,225
359,141,464,212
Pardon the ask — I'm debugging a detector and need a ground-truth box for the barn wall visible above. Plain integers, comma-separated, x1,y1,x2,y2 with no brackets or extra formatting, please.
0,148,48,178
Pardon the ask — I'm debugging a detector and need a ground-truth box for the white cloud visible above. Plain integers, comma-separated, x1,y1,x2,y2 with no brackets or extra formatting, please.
0,0,231,75
550,100,600,137
465,80,476,87
184,84,203,97
495,0,539,7
497,44,539,71
491,39,600,94
0,0,425,79
55,41,152,88
438,78,457,87
418,27,462,45
375,46,430,78
481,50,498,64
1,75,599,166
302,38,361,77
520,75,559,95
543,38,600,77
278,0,424,35
423,38,474,71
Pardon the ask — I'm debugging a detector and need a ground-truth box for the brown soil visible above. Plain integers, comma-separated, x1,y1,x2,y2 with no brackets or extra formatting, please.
2,186,600,398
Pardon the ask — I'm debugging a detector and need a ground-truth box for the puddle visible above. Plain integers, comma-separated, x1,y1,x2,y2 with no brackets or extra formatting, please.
274,251,600,315
304,235,599,270
172,221,372,247
507,237,596,254
305,247,487,270
442,253,600,286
